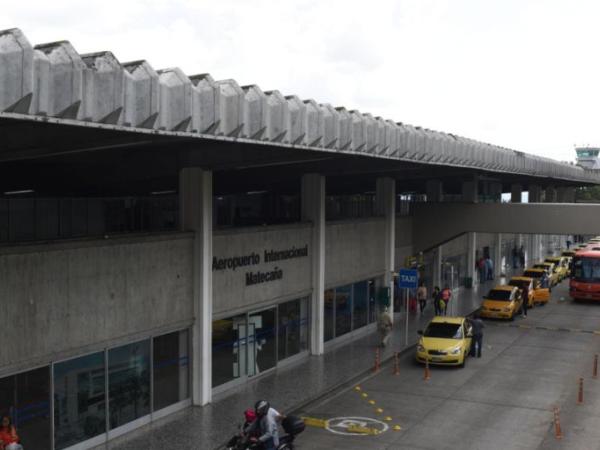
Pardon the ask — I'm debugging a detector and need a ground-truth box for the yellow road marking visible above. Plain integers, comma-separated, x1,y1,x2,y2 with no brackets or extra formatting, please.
302,417,327,428
347,424,381,435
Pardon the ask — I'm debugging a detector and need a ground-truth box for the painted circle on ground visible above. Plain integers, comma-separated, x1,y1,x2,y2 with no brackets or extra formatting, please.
325,416,389,436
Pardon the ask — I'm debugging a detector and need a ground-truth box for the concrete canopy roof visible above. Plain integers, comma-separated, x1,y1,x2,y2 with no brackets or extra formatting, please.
0,27,599,186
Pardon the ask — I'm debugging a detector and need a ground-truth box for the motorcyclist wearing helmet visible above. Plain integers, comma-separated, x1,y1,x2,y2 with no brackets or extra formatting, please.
246,400,279,450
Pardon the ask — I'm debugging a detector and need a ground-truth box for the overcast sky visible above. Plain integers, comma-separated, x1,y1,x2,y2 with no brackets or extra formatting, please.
3,0,600,162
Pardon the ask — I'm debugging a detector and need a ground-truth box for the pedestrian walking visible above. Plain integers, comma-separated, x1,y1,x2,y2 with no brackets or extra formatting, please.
477,257,486,283
469,313,485,358
519,246,525,268
416,282,427,313
441,285,452,316
512,246,518,269
485,256,494,280
432,286,441,316
378,307,393,347
521,286,529,318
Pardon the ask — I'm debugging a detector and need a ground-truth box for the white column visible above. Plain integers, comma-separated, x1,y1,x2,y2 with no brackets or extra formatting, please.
494,233,502,278
467,232,477,287
377,177,396,318
302,174,326,356
180,167,213,406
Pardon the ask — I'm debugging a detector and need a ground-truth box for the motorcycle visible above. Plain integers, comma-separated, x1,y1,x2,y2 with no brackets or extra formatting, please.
226,415,305,450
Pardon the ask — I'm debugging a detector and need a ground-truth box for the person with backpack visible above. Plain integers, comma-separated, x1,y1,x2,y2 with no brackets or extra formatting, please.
441,285,452,316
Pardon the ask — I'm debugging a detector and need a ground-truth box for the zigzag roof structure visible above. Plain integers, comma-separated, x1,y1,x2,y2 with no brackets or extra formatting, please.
0,27,597,184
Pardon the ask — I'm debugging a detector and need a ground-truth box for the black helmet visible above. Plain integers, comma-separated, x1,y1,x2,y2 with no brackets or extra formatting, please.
255,400,270,417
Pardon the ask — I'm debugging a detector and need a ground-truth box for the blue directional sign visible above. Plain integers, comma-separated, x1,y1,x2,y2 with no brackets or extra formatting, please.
398,268,419,289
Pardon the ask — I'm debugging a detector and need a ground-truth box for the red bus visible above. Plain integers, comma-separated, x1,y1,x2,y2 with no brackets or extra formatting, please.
570,250,600,301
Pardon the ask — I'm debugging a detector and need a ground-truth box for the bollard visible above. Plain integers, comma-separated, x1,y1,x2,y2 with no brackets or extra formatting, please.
373,348,381,373
593,354,598,379
577,377,584,404
553,407,563,440
393,352,400,376
424,359,431,381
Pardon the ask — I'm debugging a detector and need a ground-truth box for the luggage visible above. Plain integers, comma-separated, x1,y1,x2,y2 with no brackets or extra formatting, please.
282,415,305,435
409,297,417,313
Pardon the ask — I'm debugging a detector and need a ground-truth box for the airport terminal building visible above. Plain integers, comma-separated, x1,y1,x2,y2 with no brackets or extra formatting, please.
0,28,598,449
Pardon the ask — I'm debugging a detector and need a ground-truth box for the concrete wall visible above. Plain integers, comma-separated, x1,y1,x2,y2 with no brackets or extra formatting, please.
326,218,386,287
0,233,193,375
212,223,312,316
394,216,413,269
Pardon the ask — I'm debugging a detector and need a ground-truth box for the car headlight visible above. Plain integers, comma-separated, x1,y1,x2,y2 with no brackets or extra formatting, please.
417,344,426,353
450,347,462,355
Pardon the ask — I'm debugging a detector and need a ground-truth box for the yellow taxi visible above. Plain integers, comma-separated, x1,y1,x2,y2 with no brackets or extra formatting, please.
545,256,568,281
533,262,559,286
522,268,551,304
561,250,576,275
480,285,522,320
416,316,472,367
507,276,535,307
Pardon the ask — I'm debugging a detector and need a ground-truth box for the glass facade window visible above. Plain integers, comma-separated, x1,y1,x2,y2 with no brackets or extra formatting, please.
325,279,378,342
0,367,51,450
108,340,151,430
335,285,353,337
212,314,246,387
249,308,277,376
324,289,335,342
353,281,369,329
153,330,190,412
277,298,309,361
213,299,309,388
54,352,106,450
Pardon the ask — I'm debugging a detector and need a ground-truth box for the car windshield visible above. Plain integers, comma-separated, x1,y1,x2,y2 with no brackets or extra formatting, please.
486,289,512,301
509,280,529,289
424,322,463,339
523,270,542,279
572,257,600,282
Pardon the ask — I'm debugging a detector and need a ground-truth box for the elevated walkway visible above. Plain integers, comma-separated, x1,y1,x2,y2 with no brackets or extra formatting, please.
413,202,600,251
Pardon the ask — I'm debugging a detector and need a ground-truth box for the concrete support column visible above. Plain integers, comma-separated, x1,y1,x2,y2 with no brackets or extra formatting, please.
426,179,443,202
180,167,213,406
432,246,442,289
528,184,542,203
466,232,477,287
511,183,522,203
462,176,479,203
302,174,326,356
376,177,396,318
545,186,557,203
494,233,503,278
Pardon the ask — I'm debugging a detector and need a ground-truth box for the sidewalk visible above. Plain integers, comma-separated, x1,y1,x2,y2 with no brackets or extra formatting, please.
100,276,506,450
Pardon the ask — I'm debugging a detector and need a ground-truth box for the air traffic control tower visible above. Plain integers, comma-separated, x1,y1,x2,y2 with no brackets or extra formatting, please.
576,146,600,169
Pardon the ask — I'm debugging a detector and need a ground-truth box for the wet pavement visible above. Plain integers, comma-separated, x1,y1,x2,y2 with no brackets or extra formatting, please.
297,282,600,449
97,278,503,450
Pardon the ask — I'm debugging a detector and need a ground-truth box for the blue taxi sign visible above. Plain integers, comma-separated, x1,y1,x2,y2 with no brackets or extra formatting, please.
398,268,418,289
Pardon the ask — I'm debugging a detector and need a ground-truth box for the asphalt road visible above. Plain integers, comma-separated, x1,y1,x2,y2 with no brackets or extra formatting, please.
295,281,600,450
